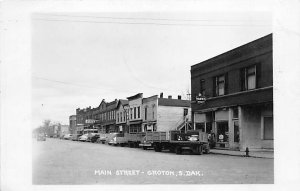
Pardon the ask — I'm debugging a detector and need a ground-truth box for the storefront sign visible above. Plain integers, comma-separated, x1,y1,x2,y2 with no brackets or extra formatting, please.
85,119,96,124
196,94,206,104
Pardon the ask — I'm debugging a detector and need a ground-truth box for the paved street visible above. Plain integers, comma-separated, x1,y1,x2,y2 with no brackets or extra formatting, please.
32,138,273,184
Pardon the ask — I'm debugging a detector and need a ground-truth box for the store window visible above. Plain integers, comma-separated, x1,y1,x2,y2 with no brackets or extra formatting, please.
263,117,273,140
215,75,225,96
195,123,205,132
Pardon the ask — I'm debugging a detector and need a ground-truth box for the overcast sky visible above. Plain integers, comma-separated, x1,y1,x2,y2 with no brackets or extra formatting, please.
31,11,272,127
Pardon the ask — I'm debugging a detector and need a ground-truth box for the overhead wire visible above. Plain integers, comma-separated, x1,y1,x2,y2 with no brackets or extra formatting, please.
33,18,271,27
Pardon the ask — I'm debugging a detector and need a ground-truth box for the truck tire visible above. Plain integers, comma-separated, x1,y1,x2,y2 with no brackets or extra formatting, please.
169,146,175,153
154,144,161,152
197,145,203,155
175,146,182,155
203,145,210,154
157,145,162,152
143,146,147,150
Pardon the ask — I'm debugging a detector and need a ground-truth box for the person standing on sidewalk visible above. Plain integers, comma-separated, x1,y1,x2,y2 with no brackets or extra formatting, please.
208,131,216,148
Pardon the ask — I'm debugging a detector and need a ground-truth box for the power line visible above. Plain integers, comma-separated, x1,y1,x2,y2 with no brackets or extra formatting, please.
34,18,271,27
33,76,99,89
37,13,270,23
32,76,179,95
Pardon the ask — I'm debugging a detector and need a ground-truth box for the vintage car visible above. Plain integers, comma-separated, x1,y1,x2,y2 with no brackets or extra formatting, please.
37,134,46,141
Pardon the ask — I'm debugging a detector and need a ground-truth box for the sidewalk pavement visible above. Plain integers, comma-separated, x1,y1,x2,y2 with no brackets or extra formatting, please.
209,149,274,159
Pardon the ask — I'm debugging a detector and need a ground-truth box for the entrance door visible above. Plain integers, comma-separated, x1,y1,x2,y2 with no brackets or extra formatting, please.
216,121,229,143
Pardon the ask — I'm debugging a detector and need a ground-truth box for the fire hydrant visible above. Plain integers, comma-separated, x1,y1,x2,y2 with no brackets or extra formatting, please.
245,147,249,157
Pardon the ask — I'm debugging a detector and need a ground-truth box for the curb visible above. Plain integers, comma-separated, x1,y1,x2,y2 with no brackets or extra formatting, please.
209,151,274,159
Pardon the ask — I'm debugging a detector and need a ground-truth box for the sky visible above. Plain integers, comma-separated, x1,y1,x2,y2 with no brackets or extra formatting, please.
31,11,272,128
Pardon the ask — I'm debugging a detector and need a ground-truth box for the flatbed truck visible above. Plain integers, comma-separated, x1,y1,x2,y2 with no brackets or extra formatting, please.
140,130,209,155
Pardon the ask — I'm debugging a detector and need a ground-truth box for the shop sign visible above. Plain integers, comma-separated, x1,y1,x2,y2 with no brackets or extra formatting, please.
85,119,96,124
196,94,206,104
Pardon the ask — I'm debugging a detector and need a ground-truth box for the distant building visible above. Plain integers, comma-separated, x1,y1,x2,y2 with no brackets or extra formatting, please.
127,93,143,133
69,115,76,134
190,34,273,150
59,125,70,136
95,99,118,133
115,99,129,133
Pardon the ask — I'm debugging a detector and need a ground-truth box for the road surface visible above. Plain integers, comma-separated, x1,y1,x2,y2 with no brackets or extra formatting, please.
32,138,273,184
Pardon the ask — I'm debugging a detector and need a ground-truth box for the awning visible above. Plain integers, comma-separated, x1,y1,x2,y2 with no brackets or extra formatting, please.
129,120,142,125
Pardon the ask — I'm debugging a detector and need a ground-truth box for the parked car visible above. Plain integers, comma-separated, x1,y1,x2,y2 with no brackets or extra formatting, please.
63,134,73,140
71,134,82,141
86,133,98,142
90,134,100,143
96,133,108,144
79,134,89,142
37,134,46,141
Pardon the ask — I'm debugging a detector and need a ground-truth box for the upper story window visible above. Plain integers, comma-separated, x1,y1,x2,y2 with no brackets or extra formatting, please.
184,108,188,116
215,75,225,96
200,79,205,95
130,108,133,119
152,105,155,119
245,65,256,90
134,107,137,119
145,107,147,120
138,106,140,118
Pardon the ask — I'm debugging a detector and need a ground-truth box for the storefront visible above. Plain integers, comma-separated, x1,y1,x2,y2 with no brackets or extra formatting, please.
129,120,142,133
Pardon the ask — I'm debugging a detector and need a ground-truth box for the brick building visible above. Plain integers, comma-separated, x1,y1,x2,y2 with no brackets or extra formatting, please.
69,115,77,134
191,34,273,150
96,99,118,133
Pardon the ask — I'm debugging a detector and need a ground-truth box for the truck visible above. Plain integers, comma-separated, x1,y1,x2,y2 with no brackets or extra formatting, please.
124,132,146,148
106,133,127,146
139,130,210,155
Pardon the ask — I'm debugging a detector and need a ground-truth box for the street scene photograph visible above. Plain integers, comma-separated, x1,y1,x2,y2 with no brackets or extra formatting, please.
31,10,274,185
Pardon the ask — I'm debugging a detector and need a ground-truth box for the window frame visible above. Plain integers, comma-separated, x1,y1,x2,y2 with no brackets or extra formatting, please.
245,65,257,90
215,74,226,96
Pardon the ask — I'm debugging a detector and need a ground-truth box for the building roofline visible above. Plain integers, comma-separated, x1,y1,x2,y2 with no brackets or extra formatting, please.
191,33,272,70
127,93,143,100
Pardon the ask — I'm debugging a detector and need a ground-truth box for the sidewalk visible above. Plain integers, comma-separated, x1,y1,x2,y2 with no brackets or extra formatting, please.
210,148,274,159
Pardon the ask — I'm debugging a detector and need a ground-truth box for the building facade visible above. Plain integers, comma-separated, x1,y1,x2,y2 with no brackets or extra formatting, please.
142,94,191,132
95,99,118,133
191,34,273,151
69,115,77,134
127,93,143,133
115,99,129,133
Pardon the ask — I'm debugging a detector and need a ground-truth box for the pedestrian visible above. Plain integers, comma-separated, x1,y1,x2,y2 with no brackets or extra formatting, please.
219,134,224,142
209,131,216,149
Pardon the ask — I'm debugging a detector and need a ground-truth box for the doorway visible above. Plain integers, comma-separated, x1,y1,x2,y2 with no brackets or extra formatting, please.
216,121,229,143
